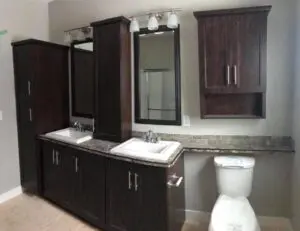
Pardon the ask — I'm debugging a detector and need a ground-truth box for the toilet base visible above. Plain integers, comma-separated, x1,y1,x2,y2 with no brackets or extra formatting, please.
209,195,260,231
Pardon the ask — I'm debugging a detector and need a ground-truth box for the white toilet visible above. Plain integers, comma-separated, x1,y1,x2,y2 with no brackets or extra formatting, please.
209,156,260,231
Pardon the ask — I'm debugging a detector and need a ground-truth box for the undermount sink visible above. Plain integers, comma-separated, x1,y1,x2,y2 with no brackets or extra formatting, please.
46,128,92,144
110,138,182,162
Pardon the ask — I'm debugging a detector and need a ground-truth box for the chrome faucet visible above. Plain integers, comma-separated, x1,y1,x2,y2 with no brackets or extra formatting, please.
143,130,160,143
73,121,84,132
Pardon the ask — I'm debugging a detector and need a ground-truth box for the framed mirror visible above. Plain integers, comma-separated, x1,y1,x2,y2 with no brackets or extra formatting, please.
71,39,94,118
134,26,181,125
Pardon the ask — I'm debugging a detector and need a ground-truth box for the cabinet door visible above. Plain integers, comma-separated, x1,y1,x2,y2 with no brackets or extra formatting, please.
55,145,75,209
199,16,229,90
42,142,74,207
106,159,134,231
76,151,105,228
13,45,37,193
135,165,168,231
42,141,60,202
233,13,267,92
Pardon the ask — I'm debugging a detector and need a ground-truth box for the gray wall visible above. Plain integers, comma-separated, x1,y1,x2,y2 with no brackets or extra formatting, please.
49,0,296,136
185,152,293,217
0,0,49,195
292,0,300,229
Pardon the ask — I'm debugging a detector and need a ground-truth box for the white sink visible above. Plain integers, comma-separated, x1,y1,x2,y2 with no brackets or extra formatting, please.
46,128,92,144
110,138,182,162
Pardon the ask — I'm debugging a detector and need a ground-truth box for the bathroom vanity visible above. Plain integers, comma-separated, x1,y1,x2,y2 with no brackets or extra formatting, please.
39,136,185,231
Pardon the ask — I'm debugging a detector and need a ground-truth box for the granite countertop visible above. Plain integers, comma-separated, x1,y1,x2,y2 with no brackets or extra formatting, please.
39,135,184,168
132,132,295,155
39,131,295,168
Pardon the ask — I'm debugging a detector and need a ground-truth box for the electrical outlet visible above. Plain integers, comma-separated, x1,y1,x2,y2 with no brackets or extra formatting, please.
183,115,190,127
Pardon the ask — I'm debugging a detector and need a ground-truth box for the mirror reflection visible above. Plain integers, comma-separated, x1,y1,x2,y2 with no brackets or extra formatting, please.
134,26,181,125
71,40,94,118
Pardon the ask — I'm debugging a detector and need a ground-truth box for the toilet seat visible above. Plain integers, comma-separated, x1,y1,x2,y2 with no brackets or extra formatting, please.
209,195,260,231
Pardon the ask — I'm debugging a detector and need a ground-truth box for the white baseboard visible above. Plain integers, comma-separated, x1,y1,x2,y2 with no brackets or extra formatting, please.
185,210,293,231
0,186,23,204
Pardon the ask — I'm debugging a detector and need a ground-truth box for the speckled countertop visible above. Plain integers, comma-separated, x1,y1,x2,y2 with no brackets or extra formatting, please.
39,135,184,168
39,132,294,168
132,132,295,155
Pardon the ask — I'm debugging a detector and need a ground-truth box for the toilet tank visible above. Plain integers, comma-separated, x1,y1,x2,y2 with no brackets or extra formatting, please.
214,156,255,198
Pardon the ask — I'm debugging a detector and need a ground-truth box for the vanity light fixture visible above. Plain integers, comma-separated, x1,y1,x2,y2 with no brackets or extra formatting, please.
130,17,140,32
129,9,181,33
167,11,179,29
76,30,85,41
64,26,93,44
148,14,159,31
64,32,72,44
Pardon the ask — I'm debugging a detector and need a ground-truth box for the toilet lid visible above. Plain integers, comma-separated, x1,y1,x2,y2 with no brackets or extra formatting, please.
214,156,255,169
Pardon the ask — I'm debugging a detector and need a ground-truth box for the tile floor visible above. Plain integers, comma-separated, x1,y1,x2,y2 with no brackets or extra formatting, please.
0,194,290,231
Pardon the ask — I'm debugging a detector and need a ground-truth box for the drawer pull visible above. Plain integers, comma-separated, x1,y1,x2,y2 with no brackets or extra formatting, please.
29,108,32,122
75,157,79,173
128,171,132,190
28,81,31,96
56,151,59,165
226,65,231,86
233,65,238,86
134,173,139,191
52,150,55,165
167,174,183,188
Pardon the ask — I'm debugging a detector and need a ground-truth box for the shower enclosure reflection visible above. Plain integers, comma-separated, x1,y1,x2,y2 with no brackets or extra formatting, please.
134,26,181,125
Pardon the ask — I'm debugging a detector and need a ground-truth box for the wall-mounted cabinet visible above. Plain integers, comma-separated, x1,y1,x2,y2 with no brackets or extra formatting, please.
194,6,271,118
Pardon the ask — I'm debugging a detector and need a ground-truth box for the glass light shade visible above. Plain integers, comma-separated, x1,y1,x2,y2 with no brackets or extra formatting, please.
76,30,85,41
130,18,140,32
64,32,72,44
148,15,159,31
167,12,179,29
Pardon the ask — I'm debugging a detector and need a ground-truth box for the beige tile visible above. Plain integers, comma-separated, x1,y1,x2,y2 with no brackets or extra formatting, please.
0,194,292,231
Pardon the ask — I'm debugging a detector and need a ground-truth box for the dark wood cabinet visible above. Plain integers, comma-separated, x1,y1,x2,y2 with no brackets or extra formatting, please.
194,6,271,118
41,140,106,228
106,155,185,231
91,17,132,142
42,141,73,207
75,149,106,227
106,159,134,231
41,139,185,231
12,39,69,193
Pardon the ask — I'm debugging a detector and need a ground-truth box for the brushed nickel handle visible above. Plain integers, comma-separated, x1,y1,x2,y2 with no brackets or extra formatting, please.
128,171,132,190
29,108,32,122
52,150,55,165
75,157,79,173
27,81,31,96
56,151,59,165
234,65,238,86
134,173,139,191
167,174,183,188
226,65,231,86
